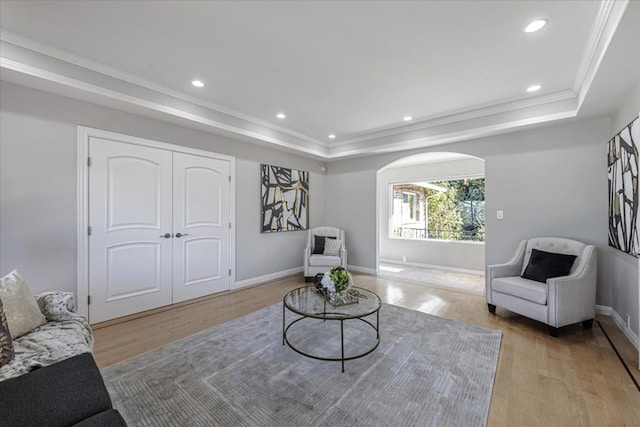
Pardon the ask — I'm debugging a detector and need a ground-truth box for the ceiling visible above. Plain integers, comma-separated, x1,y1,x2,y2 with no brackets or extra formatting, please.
0,1,637,160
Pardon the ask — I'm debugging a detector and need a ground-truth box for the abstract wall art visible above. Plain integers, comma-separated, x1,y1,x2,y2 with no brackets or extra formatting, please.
261,164,309,233
608,116,640,256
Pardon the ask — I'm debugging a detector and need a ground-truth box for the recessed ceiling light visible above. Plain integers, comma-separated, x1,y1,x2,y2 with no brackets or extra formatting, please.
403,116,413,122
191,80,204,88
524,19,547,33
526,85,542,93
328,134,336,139
276,113,286,119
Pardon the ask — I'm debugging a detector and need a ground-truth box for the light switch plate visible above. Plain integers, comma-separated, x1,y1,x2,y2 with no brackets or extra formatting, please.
497,210,504,220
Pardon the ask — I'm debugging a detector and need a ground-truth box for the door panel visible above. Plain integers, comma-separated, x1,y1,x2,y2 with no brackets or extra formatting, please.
105,242,162,300
107,157,162,231
184,238,221,284
89,137,173,323
173,153,230,302
185,167,221,226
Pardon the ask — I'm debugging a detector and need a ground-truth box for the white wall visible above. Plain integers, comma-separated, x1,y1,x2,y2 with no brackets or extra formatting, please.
324,170,377,273
483,135,607,266
2,79,635,339
0,81,325,294
235,158,325,281
377,157,485,271
605,84,639,337
325,117,612,305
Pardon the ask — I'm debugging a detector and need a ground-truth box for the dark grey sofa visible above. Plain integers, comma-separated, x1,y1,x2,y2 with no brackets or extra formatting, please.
0,353,126,427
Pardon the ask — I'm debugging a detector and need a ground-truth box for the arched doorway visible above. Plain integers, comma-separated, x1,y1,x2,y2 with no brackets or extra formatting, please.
376,152,486,294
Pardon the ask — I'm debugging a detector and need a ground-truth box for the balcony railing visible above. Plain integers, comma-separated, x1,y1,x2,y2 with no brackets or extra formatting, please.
392,227,485,242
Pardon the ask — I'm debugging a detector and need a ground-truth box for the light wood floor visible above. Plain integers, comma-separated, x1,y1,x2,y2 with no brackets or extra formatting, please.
93,274,640,426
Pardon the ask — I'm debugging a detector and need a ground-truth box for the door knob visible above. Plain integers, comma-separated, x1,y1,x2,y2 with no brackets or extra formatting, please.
160,233,172,238
175,232,190,238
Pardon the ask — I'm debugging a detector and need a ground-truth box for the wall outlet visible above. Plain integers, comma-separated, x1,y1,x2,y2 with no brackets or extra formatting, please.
496,210,504,220
402,256,407,262
627,314,631,329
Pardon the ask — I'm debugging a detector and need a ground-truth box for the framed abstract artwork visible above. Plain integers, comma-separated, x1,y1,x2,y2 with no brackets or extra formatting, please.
608,116,639,256
261,164,309,232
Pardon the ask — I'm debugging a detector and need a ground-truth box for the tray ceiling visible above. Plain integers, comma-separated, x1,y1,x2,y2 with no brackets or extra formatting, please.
0,0,636,159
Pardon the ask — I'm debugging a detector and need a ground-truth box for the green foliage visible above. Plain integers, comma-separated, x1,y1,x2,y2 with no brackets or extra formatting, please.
425,187,464,240
449,178,485,202
450,178,485,239
329,266,351,293
422,178,485,241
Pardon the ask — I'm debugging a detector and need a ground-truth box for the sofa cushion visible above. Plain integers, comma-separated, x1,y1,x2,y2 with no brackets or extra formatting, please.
0,297,15,367
492,276,547,304
309,254,341,267
522,249,577,283
0,353,116,427
72,409,128,427
0,271,47,338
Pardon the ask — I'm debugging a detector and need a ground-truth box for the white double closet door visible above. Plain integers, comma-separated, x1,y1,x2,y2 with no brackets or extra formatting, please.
88,137,230,323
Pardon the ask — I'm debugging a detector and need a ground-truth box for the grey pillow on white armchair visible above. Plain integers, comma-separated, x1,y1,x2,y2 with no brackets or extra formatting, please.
323,238,342,256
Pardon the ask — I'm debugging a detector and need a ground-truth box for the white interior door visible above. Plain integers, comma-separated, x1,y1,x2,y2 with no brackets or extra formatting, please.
172,152,230,302
88,137,173,323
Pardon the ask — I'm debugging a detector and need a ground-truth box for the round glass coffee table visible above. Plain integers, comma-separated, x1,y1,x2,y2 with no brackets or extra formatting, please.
282,286,382,372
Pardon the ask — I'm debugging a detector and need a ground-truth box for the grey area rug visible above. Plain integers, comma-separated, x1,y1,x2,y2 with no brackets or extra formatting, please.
102,302,501,427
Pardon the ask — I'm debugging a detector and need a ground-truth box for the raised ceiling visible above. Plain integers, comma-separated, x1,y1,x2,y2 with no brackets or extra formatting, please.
0,0,636,160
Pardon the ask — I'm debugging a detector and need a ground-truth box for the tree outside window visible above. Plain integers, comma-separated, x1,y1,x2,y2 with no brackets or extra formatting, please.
391,178,485,242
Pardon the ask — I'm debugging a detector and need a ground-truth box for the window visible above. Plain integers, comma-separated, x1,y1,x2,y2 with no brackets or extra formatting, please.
391,178,485,242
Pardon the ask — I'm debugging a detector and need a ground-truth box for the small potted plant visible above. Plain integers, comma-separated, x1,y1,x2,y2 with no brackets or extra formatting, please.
316,266,355,305
329,266,352,296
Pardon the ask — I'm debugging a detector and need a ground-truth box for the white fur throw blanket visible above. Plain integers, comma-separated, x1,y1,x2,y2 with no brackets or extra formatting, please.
0,291,93,382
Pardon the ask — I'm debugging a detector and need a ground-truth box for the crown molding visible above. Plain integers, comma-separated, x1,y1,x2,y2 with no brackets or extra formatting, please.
0,46,582,161
329,90,576,148
573,0,629,108
0,57,330,159
326,109,577,159
0,29,328,148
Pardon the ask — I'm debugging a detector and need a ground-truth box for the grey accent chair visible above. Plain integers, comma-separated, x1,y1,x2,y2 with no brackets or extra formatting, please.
304,226,347,279
486,237,597,337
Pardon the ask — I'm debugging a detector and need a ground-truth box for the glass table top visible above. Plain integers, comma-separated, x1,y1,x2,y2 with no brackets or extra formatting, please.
284,286,381,319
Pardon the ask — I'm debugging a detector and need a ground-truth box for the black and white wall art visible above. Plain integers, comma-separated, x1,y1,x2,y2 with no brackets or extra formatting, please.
261,164,309,233
608,116,640,256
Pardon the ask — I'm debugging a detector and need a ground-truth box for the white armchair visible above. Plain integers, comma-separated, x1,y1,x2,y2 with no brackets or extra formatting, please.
304,226,347,279
486,237,597,337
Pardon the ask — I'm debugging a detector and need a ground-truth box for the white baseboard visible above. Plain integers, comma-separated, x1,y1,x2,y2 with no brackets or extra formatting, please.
233,264,377,288
598,304,640,351
610,308,640,351
348,264,378,275
379,258,484,276
233,266,303,289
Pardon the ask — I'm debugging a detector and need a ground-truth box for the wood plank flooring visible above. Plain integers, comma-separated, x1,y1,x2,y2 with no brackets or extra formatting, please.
93,273,640,426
